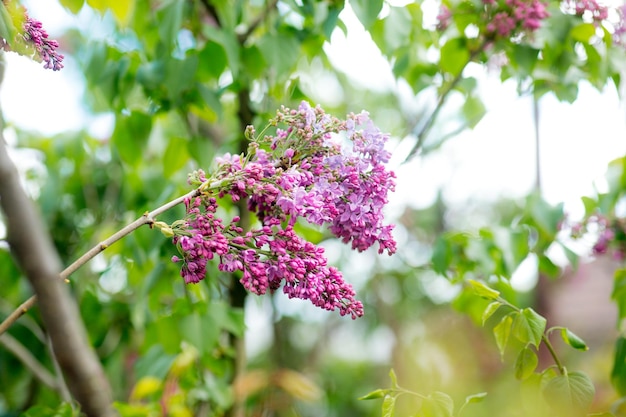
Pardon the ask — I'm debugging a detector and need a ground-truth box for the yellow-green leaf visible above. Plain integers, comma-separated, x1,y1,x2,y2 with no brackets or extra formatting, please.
515,346,538,380
469,279,500,300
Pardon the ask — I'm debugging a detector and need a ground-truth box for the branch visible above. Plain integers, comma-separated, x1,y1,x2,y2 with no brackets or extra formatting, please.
403,43,487,163
0,333,58,391
0,187,200,335
238,0,279,43
0,127,116,416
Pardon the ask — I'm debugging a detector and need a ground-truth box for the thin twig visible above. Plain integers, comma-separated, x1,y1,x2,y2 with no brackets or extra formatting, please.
238,0,279,43
403,43,487,163
0,333,58,390
0,187,201,336
47,334,72,402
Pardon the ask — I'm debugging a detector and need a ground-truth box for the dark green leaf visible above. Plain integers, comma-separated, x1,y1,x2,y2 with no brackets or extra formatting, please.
432,237,451,276
613,269,626,322
111,111,153,166
560,328,588,351
611,337,626,396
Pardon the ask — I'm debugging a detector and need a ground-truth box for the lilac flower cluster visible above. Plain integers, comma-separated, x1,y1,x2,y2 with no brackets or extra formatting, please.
0,6,64,71
23,14,64,71
562,0,609,23
483,0,549,38
567,213,625,260
170,102,397,318
436,0,549,39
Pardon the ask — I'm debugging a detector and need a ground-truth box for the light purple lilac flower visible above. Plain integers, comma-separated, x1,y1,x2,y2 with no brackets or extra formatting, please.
171,101,396,318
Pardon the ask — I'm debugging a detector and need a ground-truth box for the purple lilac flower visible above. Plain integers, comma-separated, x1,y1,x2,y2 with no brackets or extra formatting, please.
171,102,396,318
22,14,64,71
483,0,549,38
1,6,64,71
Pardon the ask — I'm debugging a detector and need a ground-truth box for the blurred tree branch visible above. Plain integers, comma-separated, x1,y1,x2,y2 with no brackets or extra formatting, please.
0,59,116,415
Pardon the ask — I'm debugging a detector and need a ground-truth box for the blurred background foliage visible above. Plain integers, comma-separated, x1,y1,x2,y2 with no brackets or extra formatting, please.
1,0,626,416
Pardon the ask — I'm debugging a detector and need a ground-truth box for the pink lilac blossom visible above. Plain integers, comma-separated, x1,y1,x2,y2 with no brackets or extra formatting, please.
567,213,625,260
1,6,64,71
563,0,609,22
170,102,396,318
482,0,549,38
436,5,452,31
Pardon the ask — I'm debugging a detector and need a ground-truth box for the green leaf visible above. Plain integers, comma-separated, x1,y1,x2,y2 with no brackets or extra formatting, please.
494,313,514,357
515,346,538,380
482,301,502,325
0,3,17,43
359,389,391,400
351,0,383,30
134,345,176,380
440,38,470,76
163,137,189,178
581,196,598,217
543,371,595,415
468,279,500,300
111,111,153,166
538,254,560,278
241,44,266,79
612,269,626,322
420,392,454,417
257,33,300,79
510,44,539,74
198,41,228,81
458,392,487,417
432,237,451,276
512,308,546,347
389,368,398,388
157,0,185,52
611,337,626,396
59,0,85,14
382,7,412,51
570,23,597,43
560,328,588,351
382,394,396,417
462,95,486,128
